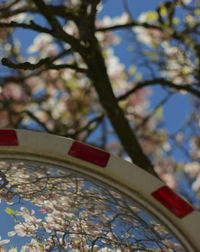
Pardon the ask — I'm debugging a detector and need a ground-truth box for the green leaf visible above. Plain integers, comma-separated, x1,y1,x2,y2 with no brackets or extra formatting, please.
9,245,17,249
155,107,163,120
146,11,158,21
128,65,136,74
135,72,142,81
160,6,167,16
143,51,159,60
172,18,180,25
5,207,14,215
195,8,200,16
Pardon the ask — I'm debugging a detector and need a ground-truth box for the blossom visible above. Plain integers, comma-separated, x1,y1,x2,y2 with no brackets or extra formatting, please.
138,11,158,23
132,12,162,47
105,48,125,77
161,43,194,85
63,21,79,38
8,222,38,237
133,26,166,48
1,83,26,101
190,136,200,158
99,13,129,27
27,33,57,57
192,174,200,192
67,0,81,7
161,173,176,188
0,110,9,127
185,162,200,177
0,159,185,251
21,238,49,252
0,236,10,252
8,248,17,252
0,237,10,246
182,0,192,4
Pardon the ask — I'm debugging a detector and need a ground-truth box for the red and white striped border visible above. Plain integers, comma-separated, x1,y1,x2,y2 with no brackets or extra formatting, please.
0,129,199,251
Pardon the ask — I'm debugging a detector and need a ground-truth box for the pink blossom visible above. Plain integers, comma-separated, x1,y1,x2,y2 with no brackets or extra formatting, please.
1,83,25,101
0,238,10,246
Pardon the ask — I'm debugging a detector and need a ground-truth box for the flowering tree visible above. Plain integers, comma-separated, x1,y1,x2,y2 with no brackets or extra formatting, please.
0,0,199,249
0,159,185,251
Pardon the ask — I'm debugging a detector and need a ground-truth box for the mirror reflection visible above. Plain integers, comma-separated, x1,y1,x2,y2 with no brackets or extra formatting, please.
0,159,185,251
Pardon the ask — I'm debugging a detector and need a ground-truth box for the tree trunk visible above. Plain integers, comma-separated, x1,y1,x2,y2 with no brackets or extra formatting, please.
80,38,157,176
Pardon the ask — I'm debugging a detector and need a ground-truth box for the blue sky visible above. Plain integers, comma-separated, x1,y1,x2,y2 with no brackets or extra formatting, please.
101,0,192,123
6,0,192,159
0,1,194,166
0,0,197,249
98,0,193,161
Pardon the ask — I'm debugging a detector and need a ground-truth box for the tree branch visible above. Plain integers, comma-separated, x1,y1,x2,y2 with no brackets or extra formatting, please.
80,37,157,176
96,21,162,32
0,5,84,53
0,20,52,34
22,111,52,133
2,57,51,70
0,49,73,85
68,114,104,138
1,57,87,73
118,78,200,100
48,64,87,72
0,0,158,176
134,92,173,131
0,5,77,21
31,0,85,53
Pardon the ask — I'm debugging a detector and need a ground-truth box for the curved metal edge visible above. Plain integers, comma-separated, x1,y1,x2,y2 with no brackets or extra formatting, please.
0,129,199,252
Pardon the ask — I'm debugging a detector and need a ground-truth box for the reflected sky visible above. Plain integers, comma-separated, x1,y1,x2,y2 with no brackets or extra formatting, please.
0,159,186,251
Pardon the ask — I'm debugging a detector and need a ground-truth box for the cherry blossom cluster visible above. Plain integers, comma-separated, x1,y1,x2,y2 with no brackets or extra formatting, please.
0,160,184,251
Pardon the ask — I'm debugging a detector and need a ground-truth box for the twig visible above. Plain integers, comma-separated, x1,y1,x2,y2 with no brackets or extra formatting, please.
1,57,87,72
96,21,163,32
0,5,77,21
67,114,104,138
117,78,200,100
0,20,52,34
0,171,9,189
135,92,173,131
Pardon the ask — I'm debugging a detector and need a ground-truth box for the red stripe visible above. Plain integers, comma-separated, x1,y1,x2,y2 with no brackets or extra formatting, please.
0,130,18,146
68,142,110,167
152,186,194,218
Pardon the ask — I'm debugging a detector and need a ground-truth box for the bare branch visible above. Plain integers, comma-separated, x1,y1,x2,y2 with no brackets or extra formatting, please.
48,64,87,72
1,57,87,73
2,57,52,70
0,49,73,85
68,114,104,138
81,38,157,176
135,92,173,131
96,21,163,32
22,111,52,133
0,5,77,21
118,78,200,100
31,0,85,52
0,20,52,34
